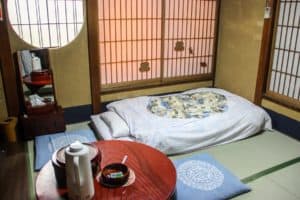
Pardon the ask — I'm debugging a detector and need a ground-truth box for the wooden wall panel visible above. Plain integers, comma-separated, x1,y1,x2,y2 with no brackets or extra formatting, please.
0,0,19,117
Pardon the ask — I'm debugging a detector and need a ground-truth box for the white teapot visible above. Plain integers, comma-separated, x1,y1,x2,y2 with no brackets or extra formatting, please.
65,141,95,200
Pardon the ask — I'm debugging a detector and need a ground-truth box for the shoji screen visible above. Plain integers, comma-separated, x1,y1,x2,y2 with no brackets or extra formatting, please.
98,0,218,92
98,0,162,91
267,0,300,107
164,0,216,81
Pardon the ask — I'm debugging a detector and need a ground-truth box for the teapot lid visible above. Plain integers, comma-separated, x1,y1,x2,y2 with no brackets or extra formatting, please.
56,143,99,165
69,141,84,153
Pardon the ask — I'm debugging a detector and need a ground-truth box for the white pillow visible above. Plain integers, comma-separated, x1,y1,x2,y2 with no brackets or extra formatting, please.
90,114,113,140
100,111,130,138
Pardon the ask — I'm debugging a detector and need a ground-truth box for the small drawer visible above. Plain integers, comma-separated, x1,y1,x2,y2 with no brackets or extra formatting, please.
21,107,66,140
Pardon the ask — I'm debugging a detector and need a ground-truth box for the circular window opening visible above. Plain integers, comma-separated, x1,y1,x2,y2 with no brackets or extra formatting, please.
7,0,84,48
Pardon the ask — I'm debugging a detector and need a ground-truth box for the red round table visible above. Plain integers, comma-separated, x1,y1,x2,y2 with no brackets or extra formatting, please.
36,140,176,200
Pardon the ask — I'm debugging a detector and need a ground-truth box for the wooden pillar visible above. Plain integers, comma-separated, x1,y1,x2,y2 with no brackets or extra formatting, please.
87,0,101,114
0,0,20,116
254,0,277,105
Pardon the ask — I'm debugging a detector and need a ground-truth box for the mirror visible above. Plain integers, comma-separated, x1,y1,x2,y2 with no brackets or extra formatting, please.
15,49,57,114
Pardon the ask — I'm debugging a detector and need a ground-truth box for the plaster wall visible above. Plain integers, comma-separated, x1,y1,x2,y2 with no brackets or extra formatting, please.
215,0,265,101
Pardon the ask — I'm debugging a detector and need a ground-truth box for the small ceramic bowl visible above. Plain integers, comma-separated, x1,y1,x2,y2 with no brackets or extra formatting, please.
100,163,129,187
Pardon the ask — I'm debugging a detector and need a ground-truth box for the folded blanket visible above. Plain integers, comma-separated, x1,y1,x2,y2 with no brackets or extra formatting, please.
172,153,251,200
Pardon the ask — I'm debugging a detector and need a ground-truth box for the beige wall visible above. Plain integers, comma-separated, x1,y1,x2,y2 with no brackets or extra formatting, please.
8,7,91,108
216,0,299,121
49,23,91,108
215,0,265,101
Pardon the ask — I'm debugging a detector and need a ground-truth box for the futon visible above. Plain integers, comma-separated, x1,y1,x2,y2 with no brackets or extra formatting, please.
91,88,271,154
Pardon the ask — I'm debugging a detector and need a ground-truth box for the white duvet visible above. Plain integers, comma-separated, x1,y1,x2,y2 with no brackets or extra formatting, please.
106,88,272,154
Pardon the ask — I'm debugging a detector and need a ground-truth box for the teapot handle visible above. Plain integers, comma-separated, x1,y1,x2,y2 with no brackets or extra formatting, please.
73,156,83,187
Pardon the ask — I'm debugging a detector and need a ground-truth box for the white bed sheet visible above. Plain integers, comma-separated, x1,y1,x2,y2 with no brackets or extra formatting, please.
104,88,272,154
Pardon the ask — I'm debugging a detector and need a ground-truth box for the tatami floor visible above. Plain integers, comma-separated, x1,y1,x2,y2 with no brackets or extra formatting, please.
26,122,300,200
171,131,300,200
238,163,300,200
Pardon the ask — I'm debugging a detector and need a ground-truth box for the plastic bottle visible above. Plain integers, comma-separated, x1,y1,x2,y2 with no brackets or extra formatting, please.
32,53,42,71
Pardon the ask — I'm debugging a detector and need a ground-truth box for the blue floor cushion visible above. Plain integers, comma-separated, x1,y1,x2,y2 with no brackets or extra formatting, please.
172,153,251,200
35,129,97,170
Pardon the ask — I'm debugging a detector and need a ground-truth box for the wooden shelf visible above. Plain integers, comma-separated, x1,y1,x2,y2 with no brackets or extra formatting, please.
25,101,56,115
15,49,66,139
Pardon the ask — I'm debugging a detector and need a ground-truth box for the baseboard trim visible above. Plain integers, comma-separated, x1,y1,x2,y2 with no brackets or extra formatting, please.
264,107,300,140
63,103,110,124
63,105,92,124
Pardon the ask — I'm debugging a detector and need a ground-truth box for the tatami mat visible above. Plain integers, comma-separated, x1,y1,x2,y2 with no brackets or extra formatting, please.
171,130,300,179
66,121,90,131
233,163,300,200
26,140,35,200
267,163,300,199
234,177,299,200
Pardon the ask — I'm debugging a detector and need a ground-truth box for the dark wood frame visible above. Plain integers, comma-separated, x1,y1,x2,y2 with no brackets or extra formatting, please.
255,0,277,105
14,49,59,115
255,0,300,111
0,0,19,117
87,0,221,114
212,0,221,87
87,0,101,114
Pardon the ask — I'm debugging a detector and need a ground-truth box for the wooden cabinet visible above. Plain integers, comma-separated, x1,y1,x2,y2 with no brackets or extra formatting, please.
15,49,66,139
20,106,65,139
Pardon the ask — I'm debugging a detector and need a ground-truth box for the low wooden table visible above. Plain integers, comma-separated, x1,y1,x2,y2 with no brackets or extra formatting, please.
36,140,176,199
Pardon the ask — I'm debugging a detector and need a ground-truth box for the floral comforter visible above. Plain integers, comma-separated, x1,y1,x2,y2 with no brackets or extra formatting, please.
148,91,228,119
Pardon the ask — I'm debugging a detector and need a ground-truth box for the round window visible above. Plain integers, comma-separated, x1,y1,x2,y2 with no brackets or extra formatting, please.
7,0,84,48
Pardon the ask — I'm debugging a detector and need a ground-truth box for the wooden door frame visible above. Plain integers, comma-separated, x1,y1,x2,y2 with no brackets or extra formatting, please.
0,0,19,117
255,0,300,111
254,0,278,105
87,0,101,114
